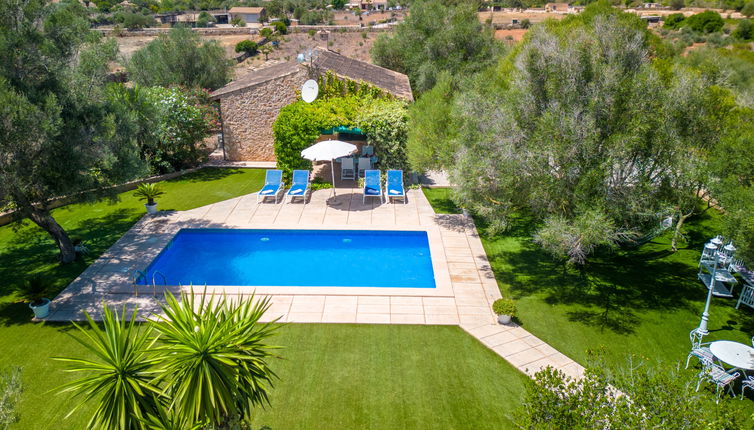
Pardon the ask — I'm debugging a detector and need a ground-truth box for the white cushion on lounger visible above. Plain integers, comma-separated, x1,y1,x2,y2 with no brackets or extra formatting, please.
389,190,402,194
290,189,303,195
261,189,274,194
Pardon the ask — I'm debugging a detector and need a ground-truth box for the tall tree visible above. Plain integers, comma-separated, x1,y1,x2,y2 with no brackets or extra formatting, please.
371,0,500,94
127,27,232,90
0,0,146,263
447,5,727,263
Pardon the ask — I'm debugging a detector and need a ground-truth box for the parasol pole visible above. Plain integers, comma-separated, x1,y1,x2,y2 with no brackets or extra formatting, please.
330,158,336,196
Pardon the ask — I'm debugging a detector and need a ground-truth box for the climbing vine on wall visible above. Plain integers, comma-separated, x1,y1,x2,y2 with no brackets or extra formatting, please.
273,73,406,181
357,99,409,174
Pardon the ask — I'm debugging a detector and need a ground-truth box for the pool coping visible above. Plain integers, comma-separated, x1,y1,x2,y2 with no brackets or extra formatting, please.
125,224,454,298
47,186,585,380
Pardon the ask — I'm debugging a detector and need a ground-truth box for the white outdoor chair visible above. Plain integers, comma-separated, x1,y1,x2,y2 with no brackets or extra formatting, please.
686,328,714,369
696,357,739,403
341,158,355,180
699,242,718,267
736,281,754,310
741,375,754,399
357,157,371,178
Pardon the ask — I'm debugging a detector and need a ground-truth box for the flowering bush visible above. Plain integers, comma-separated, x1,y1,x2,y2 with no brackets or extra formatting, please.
143,86,218,172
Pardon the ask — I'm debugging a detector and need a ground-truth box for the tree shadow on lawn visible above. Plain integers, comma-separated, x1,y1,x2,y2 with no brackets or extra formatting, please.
0,209,142,305
176,167,246,183
478,214,716,335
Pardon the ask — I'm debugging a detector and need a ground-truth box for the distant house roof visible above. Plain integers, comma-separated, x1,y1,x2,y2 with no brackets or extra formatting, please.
310,50,412,100
229,7,265,14
210,49,413,101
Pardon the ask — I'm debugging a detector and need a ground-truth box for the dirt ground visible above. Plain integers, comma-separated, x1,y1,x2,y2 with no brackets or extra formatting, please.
494,28,528,42
479,10,567,25
115,31,382,78
331,10,406,26
236,31,380,75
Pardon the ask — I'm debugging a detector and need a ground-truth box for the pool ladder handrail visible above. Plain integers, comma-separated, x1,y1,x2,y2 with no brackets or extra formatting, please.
132,270,147,297
152,271,167,297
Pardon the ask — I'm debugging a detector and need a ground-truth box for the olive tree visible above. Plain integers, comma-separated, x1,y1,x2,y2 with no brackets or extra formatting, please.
127,27,232,90
450,9,725,263
0,0,147,263
371,0,499,94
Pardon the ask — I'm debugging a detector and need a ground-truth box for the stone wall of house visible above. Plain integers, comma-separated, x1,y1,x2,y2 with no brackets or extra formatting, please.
219,68,308,161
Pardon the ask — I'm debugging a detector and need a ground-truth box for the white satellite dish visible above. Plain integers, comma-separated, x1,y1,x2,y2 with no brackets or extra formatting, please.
301,79,319,103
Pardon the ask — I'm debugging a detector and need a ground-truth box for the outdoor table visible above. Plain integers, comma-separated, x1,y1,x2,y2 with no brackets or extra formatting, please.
710,341,754,371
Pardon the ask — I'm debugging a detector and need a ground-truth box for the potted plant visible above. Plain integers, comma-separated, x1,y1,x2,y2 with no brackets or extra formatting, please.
18,275,50,319
492,298,517,325
134,183,164,214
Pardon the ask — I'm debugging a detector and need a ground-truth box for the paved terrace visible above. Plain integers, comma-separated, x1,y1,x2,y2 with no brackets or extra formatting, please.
48,181,584,380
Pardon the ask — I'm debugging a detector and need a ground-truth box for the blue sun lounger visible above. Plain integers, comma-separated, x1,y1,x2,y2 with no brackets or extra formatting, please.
386,170,406,204
286,170,310,204
363,170,383,204
257,169,284,203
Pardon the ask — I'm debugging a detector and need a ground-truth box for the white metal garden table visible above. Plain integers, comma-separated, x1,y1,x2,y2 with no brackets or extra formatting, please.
710,341,754,371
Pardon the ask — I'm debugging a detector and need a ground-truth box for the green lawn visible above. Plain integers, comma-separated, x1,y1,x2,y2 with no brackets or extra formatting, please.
0,170,530,429
0,168,266,305
423,187,754,409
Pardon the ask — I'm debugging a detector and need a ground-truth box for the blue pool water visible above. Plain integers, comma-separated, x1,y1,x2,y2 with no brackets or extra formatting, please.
138,229,436,288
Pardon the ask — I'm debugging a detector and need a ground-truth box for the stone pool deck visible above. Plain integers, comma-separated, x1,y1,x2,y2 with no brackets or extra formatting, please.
48,183,584,379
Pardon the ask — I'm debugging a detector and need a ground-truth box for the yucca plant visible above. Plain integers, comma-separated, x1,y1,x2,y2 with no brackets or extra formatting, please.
54,292,280,429
152,291,280,428
54,305,162,430
133,183,165,206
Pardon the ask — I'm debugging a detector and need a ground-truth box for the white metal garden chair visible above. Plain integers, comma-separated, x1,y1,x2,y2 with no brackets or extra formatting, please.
696,357,740,403
686,328,715,369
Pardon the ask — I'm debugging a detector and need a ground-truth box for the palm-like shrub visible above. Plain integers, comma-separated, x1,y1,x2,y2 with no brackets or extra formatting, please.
152,292,279,426
55,292,280,429
133,183,165,206
55,306,161,430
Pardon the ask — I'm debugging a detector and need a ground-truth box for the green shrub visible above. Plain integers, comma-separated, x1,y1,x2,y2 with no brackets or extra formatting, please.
260,27,273,38
492,298,516,317
272,20,287,34
308,29,316,37
273,103,326,181
742,2,754,18
685,11,724,33
663,13,685,29
235,39,258,55
231,15,246,27
16,275,49,305
733,19,753,40
196,11,216,28
311,177,333,190
115,11,155,30
356,99,409,173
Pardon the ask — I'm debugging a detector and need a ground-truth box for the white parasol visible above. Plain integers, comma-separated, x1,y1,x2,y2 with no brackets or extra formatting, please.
301,140,357,195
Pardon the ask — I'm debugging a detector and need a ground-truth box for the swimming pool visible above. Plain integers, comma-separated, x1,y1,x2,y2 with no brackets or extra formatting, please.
138,229,436,288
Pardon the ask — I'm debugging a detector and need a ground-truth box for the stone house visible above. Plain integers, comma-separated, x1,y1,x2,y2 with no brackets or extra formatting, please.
229,7,266,24
210,49,412,162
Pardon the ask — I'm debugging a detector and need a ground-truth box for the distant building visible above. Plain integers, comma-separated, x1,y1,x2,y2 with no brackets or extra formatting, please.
229,7,266,24
544,2,569,12
641,3,663,8
210,49,412,161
